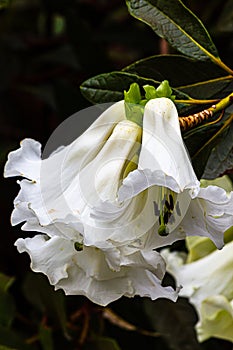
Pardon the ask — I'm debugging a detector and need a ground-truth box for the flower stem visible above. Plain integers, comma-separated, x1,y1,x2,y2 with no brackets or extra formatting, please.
179,92,233,131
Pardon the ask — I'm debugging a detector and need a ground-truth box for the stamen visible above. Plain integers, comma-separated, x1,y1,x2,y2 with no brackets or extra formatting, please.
157,188,176,236
169,194,174,210
165,200,170,210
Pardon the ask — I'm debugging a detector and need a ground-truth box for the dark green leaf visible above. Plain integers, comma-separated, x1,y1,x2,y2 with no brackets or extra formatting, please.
80,71,190,113
203,122,233,179
179,78,232,100
184,113,232,179
22,272,67,335
84,337,121,350
0,346,17,350
123,54,228,86
143,298,202,350
80,71,160,104
126,0,219,61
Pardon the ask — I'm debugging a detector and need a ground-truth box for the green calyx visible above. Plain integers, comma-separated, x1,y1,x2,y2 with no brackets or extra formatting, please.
124,80,175,126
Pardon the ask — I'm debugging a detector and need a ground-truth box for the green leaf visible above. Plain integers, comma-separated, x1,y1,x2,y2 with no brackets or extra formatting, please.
80,71,159,104
202,121,233,179
184,113,232,179
126,0,218,61
179,78,232,100
0,346,17,350
80,71,191,113
123,55,228,86
123,54,233,99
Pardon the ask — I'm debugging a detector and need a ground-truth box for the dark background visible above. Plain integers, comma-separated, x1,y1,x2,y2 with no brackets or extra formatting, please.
0,1,232,349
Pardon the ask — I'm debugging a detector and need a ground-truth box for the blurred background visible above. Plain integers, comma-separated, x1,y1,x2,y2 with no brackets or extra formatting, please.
0,0,232,349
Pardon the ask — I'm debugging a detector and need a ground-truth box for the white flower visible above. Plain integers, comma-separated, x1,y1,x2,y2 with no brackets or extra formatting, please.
161,231,233,342
4,98,232,305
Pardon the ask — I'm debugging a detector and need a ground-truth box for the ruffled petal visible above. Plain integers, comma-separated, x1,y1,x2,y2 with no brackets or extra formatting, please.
15,235,178,306
173,186,233,249
4,139,41,180
15,235,77,284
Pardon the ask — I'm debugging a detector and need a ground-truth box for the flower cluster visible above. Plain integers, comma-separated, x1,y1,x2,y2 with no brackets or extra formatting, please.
4,97,233,306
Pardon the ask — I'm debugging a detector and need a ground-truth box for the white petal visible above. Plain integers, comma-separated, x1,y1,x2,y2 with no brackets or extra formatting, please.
15,235,76,284
196,295,233,342
174,186,233,249
163,240,233,308
4,139,41,180
118,168,181,202
138,98,199,192
15,235,177,306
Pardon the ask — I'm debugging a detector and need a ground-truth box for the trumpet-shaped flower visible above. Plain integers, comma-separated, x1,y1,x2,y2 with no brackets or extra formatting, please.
4,97,233,305
161,229,233,342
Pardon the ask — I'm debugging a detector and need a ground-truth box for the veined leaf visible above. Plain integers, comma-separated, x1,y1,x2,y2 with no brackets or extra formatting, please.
184,113,233,179
80,71,191,113
80,71,160,103
126,0,219,62
178,76,232,100
123,54,228,86
123,54,233,99
203,122,233,179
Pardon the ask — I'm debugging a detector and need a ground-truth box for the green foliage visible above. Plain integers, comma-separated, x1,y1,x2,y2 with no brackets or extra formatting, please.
80,71,191,114
203,122,233,179
126,0,219,61
184,112,232,178
123,55,232,99
80,0,233,179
